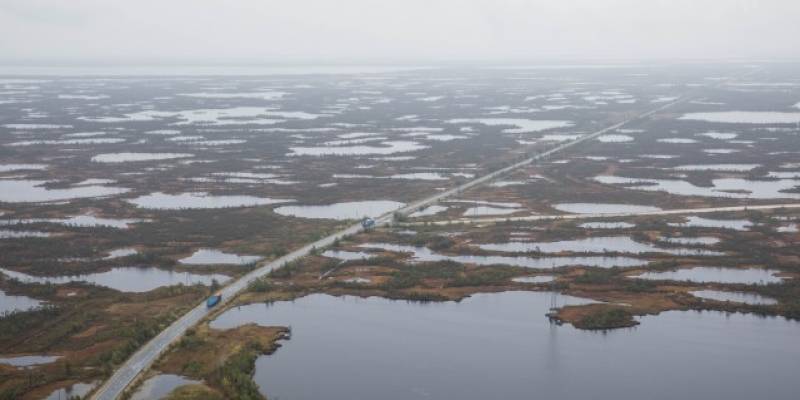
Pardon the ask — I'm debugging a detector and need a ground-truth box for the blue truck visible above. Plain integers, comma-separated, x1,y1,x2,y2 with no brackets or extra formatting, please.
206,294,222,308
361,217,375,229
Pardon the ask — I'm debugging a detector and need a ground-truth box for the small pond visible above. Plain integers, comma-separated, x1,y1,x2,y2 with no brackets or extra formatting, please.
0,267,230,292
630,267,785,285
130,374,200,400
179,249,261,265
274,201,403,220
691,290,778,305
359,243,647,269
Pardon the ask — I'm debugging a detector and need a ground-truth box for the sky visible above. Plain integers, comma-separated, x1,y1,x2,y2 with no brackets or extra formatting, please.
0,0,798,65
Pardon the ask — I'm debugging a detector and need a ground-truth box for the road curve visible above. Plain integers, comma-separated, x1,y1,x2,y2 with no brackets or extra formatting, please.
91,88,704,400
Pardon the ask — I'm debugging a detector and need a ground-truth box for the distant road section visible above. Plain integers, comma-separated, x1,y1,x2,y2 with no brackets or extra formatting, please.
391,97,690,221
91,88,723,400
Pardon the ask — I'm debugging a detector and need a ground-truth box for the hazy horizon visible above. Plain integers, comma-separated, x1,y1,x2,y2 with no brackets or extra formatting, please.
2,0,799,66
2,3,800,399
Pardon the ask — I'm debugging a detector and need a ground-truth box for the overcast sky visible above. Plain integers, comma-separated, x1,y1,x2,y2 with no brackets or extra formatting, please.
1,0,798,65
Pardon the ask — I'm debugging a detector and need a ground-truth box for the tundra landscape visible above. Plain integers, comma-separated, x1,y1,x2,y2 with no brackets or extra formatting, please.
2,1,800,399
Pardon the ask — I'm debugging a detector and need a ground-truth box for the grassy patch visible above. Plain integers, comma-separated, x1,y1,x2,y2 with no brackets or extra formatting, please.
573,306,639,330
164,384,224,400
153,324,288,400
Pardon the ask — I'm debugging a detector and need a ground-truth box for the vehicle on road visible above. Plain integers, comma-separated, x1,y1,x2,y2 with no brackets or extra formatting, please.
206,294,222,308
361,217,376,229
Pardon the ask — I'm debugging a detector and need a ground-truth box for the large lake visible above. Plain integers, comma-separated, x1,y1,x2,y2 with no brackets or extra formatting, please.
211,291,800,400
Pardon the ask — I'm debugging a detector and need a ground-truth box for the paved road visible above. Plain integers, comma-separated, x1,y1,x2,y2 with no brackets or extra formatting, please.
401,203,800,226
392,96,689,218
90,222,369,400
90,83,721,399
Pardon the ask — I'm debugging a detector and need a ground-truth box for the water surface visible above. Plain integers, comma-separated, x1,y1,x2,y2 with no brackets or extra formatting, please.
130,374,199,400
343,277,372,284
409,205,448,218
680,111,800,124
478,236,721,256
0,289,43,315
511,275,555,283
658,138,697,144
43,381,98,400
0,180,128,203
447,118,572,133
179,249,261,265
596,134,633,143
289,141,427,156
0,267,230,292
631,267,784,284
128,192,291,210
777,223,798,233
322,250,375,261
691,290,778,305
463,206,523,216
553,203,661,214
0,163,48,172
672,164,760,172
359,243,646,269
1,215,144,229
698,132,737,140
211,291,800,400
91,152,194,163
489,180,528,187
104,247,139,259
669,216,752,231
578,221,635,229
274,201,403,220
0,355,60,367
658,236,720,245
0,229,50,238
595,175,800,200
